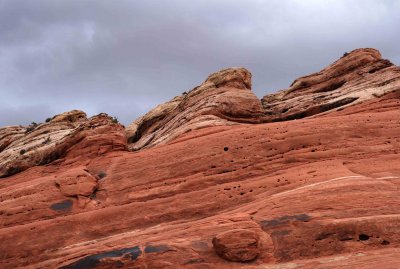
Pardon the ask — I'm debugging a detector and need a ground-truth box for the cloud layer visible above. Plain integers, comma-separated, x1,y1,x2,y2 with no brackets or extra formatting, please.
1,0,399,126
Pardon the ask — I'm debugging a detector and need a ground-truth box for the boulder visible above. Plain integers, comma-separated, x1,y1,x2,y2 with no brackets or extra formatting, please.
212,229,260,262
55,167,98,197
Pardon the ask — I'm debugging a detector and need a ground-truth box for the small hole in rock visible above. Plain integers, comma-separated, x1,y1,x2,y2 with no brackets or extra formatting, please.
381,240,390,245
358,234,370,241
224,147,229,152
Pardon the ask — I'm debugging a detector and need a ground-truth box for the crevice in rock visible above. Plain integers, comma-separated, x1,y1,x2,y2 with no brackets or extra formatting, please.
314,80,346,93
272,97,359,122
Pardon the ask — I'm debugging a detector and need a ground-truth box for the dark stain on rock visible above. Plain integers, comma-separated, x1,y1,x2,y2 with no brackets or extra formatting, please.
272,97,359,122
144,245,171,254
50,200,73,211
271,230,291,237
260,214,311,229
60,246,142,269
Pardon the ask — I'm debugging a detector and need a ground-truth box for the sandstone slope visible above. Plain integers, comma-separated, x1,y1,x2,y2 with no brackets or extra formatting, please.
0,91,399,268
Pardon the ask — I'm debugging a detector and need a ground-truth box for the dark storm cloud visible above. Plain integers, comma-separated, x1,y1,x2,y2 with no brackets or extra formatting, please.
1,0,399,126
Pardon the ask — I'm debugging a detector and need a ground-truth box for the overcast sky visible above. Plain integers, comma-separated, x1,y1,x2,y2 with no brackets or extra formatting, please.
0,0,399,126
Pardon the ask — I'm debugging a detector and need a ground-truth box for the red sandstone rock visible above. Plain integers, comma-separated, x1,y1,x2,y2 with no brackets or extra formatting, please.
55,167,98,197
261,48,400,121
0,111,127,178
212,229,260,262
0,48,400,269
126,67,266,150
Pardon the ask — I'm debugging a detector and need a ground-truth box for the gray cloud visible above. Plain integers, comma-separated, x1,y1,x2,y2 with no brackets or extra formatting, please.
1,0,399,126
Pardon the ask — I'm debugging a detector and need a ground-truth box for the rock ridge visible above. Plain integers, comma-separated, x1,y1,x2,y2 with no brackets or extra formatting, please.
0,111,127,178
126,67,266,151
261,48,400,121
1,48,399,177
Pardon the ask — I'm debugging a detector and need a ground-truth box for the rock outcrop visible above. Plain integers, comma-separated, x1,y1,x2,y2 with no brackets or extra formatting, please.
127,49,400,152
1,91,399,268
126,67,266,150
262,48,400,121
1,48,400,269
0,111,127,178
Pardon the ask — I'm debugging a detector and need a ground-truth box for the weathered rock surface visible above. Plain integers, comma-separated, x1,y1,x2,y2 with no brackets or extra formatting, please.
1,89,399,268
126,67,266,150
0,111,127,178
1,49,400,269
213,229,261,262
55,167,98,197
262,48,400,121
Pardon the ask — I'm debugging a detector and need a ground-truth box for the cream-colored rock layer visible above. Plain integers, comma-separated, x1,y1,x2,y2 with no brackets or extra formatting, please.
0,111,127,178
262,48,400,121
126,67,265,150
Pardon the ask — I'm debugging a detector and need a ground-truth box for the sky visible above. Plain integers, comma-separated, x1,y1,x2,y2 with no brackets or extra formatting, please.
1,0,399,126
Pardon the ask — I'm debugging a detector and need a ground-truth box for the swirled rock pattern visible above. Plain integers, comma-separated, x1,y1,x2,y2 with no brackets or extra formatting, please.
126,67,266,150
0,48,400,269
262,48,400,121
0,111,127,178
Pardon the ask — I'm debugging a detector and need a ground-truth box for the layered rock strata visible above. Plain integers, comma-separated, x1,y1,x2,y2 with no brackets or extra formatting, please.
1,48,400,268
262,48,400,121
0,92,399,268
0,111,126,177
126,67,266,150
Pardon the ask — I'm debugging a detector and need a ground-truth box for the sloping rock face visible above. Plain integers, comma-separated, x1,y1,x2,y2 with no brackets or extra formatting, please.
1,49,400,269
0,91,399,269
126,67,266,150
0,111,127,178
262,48,400,121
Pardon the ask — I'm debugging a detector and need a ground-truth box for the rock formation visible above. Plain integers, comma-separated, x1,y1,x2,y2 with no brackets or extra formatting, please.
0,48,400,268
262,48,400,121
126,67,266,150
0,111,127,178
212,229,262,262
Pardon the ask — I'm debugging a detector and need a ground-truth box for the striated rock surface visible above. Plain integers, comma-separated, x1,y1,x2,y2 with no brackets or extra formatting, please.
1,48,400,269
262,48,400,121
126,67,266,150
0,90,399,268
0,111,127,178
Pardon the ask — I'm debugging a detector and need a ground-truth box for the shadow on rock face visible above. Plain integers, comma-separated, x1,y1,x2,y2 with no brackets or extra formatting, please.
60,246,142,269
